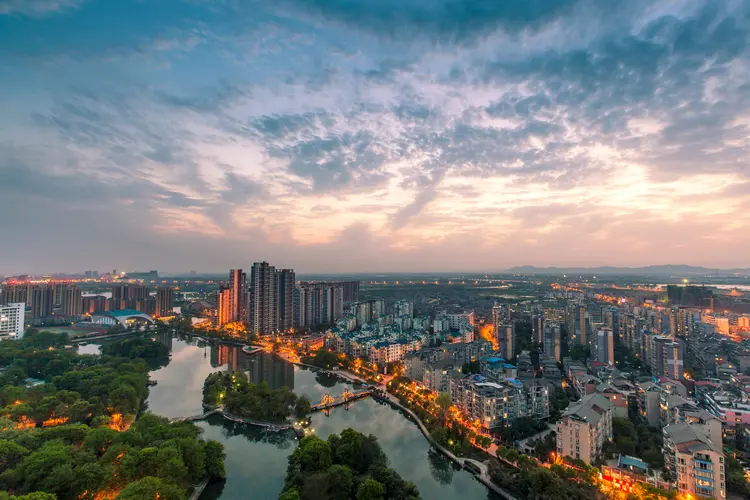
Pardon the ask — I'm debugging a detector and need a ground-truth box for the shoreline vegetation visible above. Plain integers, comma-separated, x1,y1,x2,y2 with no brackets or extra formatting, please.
202,371,311,424
0,331,226,500
280,428,420,500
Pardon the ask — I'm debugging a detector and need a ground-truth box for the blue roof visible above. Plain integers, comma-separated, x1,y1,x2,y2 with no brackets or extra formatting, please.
108,309,146,317
619,455,648,471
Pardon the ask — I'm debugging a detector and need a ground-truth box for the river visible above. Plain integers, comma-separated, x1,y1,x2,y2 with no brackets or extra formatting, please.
78,334,498,500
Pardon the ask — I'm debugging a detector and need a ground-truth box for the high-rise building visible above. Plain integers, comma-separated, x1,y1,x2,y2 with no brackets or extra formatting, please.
603,307,619,343
31,286,53,319
544,323,562,362
82,295,107,314
111,284,150,311
296,282,346,329
532,312,544,344
217,288,232,327
492,303,510,327
61,286,82,317
249,262,278,336
1,283,31,305
228,269,248,324
496,323,515,360
276,269,296,332
340,281,360,303
578,305,588,345
663,340,684,381
155,287,174,318
0,303,24,340
51,281,69,307
392,300,414,318
596,328,615,365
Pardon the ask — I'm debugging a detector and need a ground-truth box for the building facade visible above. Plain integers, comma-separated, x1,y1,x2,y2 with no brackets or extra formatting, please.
556,393,613,464
0,303,24,340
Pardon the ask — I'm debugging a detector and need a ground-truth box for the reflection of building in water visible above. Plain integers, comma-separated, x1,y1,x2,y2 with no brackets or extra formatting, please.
209,344,248,372
247,352,294,391
153,331,173,352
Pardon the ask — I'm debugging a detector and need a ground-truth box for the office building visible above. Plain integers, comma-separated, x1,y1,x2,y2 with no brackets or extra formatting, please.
0,303,24,340
155,287,174,318
249,262,278,335
663,421,725,499
596,328,615,365
556,393,613,464
277,269,296,332
61,286,82,317
31,286,53,319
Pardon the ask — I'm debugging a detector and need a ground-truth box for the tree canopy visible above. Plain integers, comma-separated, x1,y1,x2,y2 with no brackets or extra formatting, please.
203,371,309,423
281,429,419,500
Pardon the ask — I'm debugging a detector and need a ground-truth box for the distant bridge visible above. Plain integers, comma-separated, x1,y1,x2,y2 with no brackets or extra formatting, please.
311,388,373,413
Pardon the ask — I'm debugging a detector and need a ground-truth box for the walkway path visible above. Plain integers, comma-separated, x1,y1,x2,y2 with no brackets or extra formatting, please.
170,407,293,432
371,393,519,500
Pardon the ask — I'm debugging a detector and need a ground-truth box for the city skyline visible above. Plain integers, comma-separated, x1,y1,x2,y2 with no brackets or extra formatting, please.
2,1,750,273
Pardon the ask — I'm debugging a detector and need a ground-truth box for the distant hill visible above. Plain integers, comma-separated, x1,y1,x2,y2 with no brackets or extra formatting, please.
505,265,750,277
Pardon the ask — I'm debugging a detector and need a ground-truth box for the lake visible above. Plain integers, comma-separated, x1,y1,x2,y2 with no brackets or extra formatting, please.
81,334,498,500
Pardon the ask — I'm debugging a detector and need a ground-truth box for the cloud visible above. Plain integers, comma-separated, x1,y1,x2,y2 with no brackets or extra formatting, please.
0,0,86,17
2,0,750,273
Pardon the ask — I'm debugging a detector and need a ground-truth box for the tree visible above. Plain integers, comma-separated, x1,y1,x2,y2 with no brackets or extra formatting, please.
203,440,227,479
356,479,385,500
435,392,451,423
325,465,354,500
295,396,312,419
116,476,184,500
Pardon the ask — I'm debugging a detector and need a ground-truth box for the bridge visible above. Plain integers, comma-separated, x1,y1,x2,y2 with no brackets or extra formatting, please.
311,388,373,413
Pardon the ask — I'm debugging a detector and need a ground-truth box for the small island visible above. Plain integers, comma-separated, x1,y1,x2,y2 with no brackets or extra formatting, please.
203,371,312,423
280,428,420,500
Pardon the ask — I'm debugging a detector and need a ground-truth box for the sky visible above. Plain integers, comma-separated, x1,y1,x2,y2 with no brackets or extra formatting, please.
1,0,750,275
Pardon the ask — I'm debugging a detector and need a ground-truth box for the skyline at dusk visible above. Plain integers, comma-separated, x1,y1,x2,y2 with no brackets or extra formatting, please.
2,0,750,275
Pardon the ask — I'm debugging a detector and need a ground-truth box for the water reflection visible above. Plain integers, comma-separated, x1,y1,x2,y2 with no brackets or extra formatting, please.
138,333,498,500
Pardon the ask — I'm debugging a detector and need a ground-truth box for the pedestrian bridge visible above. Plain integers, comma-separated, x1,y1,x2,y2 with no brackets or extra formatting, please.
311,388,373,413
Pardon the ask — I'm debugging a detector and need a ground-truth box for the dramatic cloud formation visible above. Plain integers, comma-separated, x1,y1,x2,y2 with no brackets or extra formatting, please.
1,0,749,274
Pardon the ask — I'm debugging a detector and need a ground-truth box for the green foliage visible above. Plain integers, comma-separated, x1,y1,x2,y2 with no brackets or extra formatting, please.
116,476,184,500
0,412,224,499
495,417,548,443
307,349,341,370
294,396,312,419
101,338,169,360
461,360,480,374
0,333,225,500
281,429,419,500
355,479,384,500
726,454,750,497
568,344,591,362
203,371,301,422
